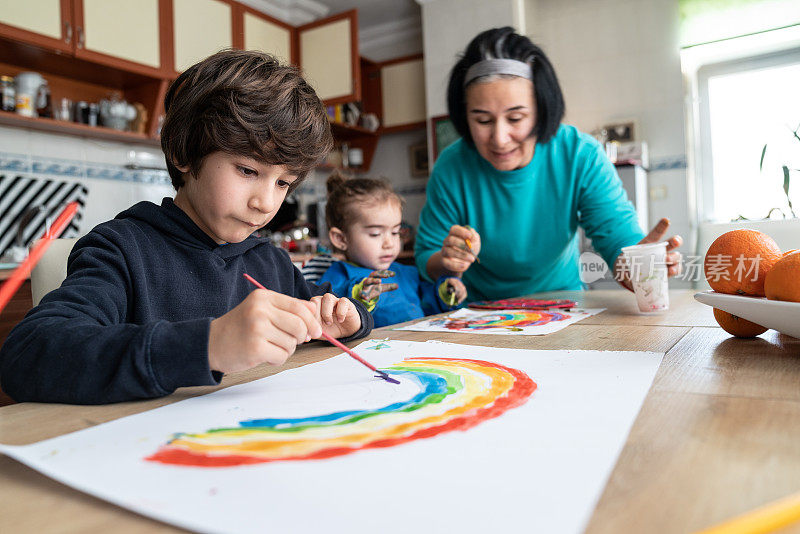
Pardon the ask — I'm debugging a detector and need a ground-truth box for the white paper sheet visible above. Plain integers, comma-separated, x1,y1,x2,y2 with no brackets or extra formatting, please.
0,340,662,534
394,307,605,335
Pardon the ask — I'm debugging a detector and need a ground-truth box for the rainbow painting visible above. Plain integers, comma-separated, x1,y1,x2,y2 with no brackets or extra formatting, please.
430,310,569,331
396,307,604,335
146,358,535,467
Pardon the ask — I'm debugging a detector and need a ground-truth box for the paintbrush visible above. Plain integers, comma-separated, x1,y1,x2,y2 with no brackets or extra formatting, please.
242,273,399,385
463,225,480,263
0,201,79,316
696,489,800,534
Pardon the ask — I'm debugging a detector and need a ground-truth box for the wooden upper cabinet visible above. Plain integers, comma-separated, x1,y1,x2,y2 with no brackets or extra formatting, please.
380,55,426,131
0,0,168,76
297,10,359,104
241,8,292,64
173,0,232,72
0,0,72,53
75,0,165,75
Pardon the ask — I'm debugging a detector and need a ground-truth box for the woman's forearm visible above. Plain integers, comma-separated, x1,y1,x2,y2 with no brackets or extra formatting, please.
426,251,450,281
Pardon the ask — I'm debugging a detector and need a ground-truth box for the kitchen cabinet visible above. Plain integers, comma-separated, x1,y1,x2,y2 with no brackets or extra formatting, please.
379,54,426,133
0,0,72,54
240,6,293,64
296,10,359,105
323,54,426,172
76,0,165,74
172,0,232,73
0,1,372,150
0,0,169,77
0,0,170,143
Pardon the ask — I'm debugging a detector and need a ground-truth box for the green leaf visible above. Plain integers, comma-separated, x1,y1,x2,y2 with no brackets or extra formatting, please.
783,165,791,196
760,144,767,171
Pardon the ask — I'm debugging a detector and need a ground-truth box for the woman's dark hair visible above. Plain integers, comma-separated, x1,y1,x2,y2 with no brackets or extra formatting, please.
447,27,564,146
325,170,403,232
161,49,333,191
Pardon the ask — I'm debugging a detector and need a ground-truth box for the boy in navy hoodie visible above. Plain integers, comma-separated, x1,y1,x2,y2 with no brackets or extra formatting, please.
0,50,373,404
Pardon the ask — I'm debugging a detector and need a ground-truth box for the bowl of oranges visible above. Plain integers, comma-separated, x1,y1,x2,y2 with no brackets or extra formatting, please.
694,229,800,338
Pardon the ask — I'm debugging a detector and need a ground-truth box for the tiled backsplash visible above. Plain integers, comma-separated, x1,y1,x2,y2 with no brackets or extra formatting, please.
0,126,176,242
0,152,171,185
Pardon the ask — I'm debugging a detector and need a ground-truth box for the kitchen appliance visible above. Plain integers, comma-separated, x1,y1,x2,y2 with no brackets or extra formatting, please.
14,72,48,117
99,96,136,131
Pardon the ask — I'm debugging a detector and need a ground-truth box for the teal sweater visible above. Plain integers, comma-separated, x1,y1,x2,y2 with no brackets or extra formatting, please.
415,124,645,301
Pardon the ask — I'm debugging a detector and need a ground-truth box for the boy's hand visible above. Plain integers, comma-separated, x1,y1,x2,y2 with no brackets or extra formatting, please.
441,225,481,274
360,270,398,301
310,293,362,339
208,289,322,374
444,277,467,305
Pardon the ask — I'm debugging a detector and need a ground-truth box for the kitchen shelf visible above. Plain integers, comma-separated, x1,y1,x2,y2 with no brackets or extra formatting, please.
329,121,378,140
0,110,159,146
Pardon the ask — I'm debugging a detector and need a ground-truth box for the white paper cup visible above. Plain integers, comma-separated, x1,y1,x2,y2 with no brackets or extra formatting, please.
621,242,669,313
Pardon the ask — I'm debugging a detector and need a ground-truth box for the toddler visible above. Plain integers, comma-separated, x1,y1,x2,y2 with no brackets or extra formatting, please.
319,172,466,327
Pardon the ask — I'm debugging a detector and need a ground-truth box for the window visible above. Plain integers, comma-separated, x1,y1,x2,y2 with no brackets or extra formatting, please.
697,49,800,221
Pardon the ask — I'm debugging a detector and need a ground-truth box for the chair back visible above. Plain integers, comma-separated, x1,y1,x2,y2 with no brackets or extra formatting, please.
30,238,79,306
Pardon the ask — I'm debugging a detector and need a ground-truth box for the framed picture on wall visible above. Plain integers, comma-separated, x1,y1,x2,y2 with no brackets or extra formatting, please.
430,115,461,161
409,142,429,177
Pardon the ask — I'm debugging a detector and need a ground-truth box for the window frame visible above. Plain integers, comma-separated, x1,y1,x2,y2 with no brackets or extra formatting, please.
695,46,800,222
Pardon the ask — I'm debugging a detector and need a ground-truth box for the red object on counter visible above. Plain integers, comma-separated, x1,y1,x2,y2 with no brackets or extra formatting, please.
0,201,79,316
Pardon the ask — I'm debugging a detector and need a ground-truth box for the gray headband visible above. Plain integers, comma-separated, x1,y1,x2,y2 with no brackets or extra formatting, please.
463,58,533,87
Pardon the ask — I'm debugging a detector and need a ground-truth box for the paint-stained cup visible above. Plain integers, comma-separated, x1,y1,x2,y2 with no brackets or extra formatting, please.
621,242,669,313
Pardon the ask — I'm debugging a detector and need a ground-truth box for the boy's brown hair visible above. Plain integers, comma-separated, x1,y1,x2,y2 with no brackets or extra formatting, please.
325,170,404,232
161,49,333,191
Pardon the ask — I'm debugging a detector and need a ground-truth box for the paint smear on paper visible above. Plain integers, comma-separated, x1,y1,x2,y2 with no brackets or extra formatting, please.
429,310,569,332
146,358,535,467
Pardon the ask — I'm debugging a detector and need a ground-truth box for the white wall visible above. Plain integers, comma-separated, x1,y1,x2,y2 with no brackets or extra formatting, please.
419,0,692,287
0,126,174,235
419,0,523,119
367,129,429,227
527,0,689,285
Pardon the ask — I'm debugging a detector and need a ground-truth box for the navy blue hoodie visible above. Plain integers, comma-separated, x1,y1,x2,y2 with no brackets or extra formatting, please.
0,198,373,404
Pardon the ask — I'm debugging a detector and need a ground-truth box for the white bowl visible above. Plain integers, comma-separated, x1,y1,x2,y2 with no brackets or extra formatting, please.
694,291,800,338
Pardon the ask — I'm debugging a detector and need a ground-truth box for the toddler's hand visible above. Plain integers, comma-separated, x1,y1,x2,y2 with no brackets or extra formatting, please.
310,293,361,339
444,277,468,305
441,225,481,274
359,270,399,301
208,289,322,374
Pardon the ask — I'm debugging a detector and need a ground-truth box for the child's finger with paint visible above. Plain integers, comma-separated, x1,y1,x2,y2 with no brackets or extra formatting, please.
445,277,468,304
360,270,399,301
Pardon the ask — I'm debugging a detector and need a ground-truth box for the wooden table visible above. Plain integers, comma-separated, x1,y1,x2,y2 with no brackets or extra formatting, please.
2,289,800,533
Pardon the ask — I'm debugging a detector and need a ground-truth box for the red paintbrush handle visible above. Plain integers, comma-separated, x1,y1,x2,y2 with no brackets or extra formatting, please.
0,201,79,315
319,332,378,372
242,273,378,373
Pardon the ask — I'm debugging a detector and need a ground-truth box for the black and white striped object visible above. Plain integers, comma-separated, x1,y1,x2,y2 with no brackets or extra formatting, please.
0,175,88,258
300,253,336,284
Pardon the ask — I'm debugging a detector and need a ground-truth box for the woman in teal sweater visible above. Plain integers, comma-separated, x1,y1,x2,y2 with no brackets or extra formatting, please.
415,27,683,301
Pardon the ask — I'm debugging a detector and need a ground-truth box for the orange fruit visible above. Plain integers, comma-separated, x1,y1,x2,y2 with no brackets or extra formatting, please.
704,229,782,296
764,250,800,302
713,308,767,338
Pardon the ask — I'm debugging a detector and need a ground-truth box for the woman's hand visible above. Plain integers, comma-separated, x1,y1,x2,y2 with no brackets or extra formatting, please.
614,217,683,291
441,225,481,274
